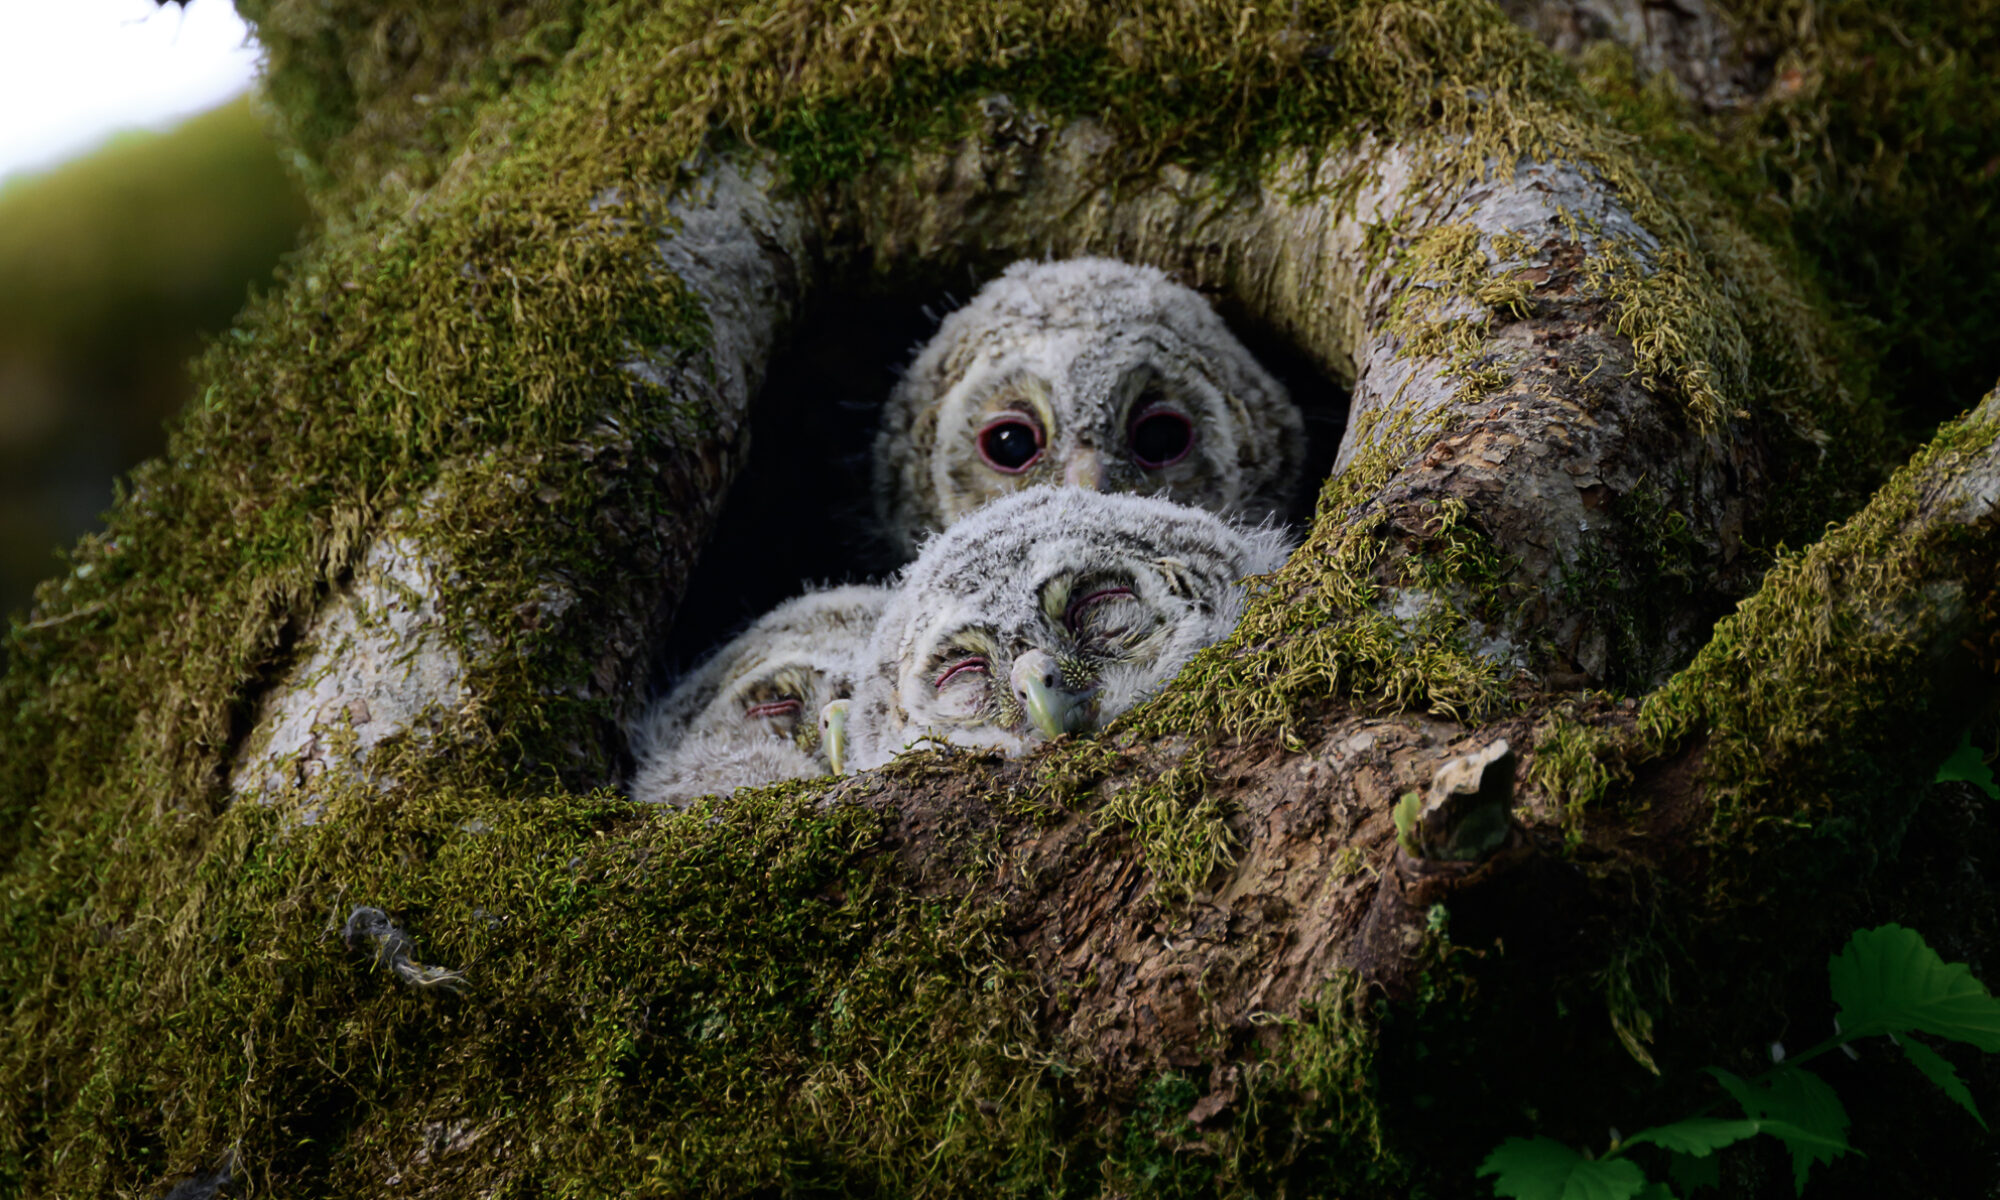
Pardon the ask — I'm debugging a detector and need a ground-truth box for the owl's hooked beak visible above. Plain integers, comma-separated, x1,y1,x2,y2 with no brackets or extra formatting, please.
820,699,850,775
1063,448,1108,490
1010,649,1099,739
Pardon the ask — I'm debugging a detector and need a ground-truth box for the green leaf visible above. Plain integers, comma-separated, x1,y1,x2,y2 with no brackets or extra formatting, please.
1935,731,1999,799
1667,1151,1722,1196
1705,1067,1851,1194
1620,1119,1762,1156
1898,1036,1986,1128
1479,1137,1650,1200
1637,1185,1678,1200
1830,924,2000,1050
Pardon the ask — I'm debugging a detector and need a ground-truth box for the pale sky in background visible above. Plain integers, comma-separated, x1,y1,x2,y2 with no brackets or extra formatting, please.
0,0,261,186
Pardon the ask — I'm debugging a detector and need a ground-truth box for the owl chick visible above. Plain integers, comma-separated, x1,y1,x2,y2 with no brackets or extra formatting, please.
630,583,888,805
874,257,1305,559
835,488,1293,771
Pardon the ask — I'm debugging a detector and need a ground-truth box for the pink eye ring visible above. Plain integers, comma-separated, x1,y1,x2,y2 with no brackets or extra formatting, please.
1064,586,1135,631
935,656,990,688
977,415,1043,473
744,699,803,720
1129,406,1194,469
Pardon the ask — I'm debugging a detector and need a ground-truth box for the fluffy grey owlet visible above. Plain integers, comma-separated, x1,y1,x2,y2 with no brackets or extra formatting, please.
874,257,1305,559
629,584,888,805
833,488,1294,772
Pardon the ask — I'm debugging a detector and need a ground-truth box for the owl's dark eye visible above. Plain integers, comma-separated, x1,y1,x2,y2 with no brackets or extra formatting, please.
977,416,1043,473
1130,408,1194,469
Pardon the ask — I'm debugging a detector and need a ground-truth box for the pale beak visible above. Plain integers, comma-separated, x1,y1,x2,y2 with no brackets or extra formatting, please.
820,699,850,775
1010,649,1099,738
1063,448,1107,490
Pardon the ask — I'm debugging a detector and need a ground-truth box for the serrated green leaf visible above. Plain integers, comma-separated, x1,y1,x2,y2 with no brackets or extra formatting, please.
1899,1036,1986,1128
1703,1067,1851,1194
1830,924,2000,1050
1936,731,1999,799
1704,1066,1758,1114
1667,1151,1722,1196
1478,1137,1650,1200
1621,1119,1762,1156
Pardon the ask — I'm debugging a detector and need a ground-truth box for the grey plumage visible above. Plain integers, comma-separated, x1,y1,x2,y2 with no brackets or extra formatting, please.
840,487,1294,771
874,257,1306,558
629,584,888,804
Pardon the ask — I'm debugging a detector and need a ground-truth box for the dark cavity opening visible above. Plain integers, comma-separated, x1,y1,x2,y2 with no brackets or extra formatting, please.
652,260,1350,691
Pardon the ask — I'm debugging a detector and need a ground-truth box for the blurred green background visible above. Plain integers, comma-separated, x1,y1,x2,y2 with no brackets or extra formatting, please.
0,95,310,625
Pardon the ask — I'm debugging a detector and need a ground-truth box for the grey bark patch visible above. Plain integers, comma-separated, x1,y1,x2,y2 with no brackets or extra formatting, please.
1336,148,1658,477
628,156,816,440
228,529,467,811
1498,0,1768,110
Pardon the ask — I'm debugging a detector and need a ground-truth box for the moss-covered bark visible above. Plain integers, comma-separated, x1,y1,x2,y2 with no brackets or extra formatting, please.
3,1,1997,1196
1504,0,2000,438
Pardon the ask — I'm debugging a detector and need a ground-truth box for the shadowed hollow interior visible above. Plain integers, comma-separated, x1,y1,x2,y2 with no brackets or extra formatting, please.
653,253,1350,692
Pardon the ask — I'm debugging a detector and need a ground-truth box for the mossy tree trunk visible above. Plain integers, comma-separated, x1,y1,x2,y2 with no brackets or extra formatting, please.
4,2,1997,1196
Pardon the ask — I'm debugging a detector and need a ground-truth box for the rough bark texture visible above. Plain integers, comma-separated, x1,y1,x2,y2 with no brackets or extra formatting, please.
1497,0,1771,108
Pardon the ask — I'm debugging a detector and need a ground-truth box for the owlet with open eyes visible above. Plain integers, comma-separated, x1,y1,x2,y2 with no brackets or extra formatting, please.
832,488,1294,772
874,257,1306,558
629,584,888,805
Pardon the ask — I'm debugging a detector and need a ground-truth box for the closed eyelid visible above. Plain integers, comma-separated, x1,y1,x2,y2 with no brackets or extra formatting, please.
1064,586,1137,630
935,656,989,687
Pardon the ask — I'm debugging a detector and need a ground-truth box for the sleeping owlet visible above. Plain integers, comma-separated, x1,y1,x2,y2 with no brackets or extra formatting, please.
833,488,1294,771
874,257,1305,559
629,584,888,805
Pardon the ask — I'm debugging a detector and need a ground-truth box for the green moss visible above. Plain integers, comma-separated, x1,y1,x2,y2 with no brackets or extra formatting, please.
1103,1072,1218,1197
1568,0,2000,446
1525,707,1624,833
0,774,1085,1194
237,0,593,214
1641,392,2000,894
1139,413,1516,750
1092,751,1235,904
1084,976,1401,1197
1374,222,1537,404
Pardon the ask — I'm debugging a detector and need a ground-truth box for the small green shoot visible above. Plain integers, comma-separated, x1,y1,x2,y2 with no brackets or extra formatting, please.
1393,791,1423,856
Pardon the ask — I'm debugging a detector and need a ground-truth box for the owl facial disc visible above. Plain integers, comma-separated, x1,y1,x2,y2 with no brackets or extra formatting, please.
629,584,889,805
874,258,1305,558
842,487,1295,771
